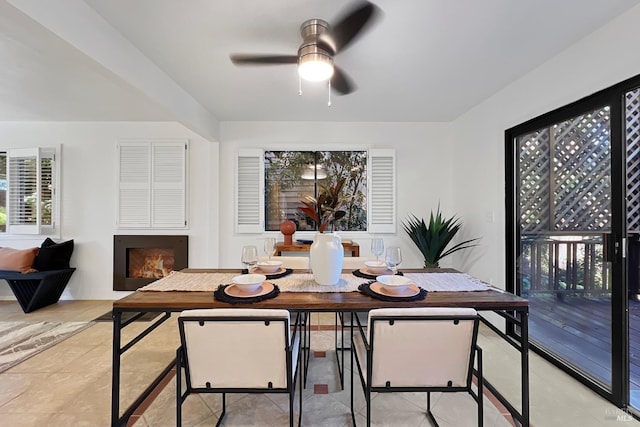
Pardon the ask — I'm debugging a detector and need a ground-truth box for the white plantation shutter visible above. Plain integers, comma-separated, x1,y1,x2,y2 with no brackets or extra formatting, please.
368,149,396,233
7,147,58,235
152,143,187,228
117,140,188,229
118,143,151,227
236,148,264,233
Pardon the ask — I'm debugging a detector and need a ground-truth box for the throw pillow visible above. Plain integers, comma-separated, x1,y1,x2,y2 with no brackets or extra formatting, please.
32,238,74,271
0,247,39,273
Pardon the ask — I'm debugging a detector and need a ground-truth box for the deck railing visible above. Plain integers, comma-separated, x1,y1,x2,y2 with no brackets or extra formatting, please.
520,234,610,297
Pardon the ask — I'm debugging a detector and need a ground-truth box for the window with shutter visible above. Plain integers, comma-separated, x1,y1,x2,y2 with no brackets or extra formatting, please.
368,149,396,233
5,147,58,235
235,148,264,233
117,140,188,229
235,148,396,234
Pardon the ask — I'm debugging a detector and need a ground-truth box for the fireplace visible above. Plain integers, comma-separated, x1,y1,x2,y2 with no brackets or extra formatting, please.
113,235,188,291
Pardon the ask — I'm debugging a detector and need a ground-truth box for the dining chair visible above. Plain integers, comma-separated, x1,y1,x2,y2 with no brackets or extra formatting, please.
176,308,302,427
350,307,483,427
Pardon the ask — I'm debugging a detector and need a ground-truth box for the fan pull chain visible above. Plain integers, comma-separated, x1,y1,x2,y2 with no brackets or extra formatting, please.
328,81,332,107
298,76,302,96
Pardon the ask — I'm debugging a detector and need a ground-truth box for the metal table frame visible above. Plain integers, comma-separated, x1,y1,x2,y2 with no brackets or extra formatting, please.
110,270,529,426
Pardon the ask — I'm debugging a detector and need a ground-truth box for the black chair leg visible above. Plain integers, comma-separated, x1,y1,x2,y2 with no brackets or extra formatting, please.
214,393,226,427
303,311,310,388
350,312,358,426
477,346,483,427
298,352,303,427
426,391,441,426
366,385,371,427
176,347,182,427
289,384,294,427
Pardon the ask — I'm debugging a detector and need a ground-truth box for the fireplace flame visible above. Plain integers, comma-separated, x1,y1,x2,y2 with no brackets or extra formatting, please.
128,249,175,279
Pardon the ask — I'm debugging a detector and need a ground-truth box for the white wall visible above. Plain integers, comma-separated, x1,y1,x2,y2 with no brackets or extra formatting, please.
451,4,640,288
219,121,454,270
0,121,219,300
4,4,640,301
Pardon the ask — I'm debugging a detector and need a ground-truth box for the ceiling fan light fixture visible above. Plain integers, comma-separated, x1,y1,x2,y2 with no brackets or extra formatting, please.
298,45,334,82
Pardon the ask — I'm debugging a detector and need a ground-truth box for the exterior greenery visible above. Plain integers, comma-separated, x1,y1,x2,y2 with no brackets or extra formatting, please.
264,151,367,231
0,152,53,232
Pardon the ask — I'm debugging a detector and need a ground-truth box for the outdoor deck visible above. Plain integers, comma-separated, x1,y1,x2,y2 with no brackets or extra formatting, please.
529,296,640,398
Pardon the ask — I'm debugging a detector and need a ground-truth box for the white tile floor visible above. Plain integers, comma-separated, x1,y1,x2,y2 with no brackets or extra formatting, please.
0,302,639,426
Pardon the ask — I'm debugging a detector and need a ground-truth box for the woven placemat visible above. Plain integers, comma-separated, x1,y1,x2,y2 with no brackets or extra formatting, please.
213,284,280,304
358,281,427,302
352,269,404,280
264,268,293,279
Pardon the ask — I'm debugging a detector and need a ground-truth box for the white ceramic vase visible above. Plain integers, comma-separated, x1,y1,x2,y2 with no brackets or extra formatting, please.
310,232,344,285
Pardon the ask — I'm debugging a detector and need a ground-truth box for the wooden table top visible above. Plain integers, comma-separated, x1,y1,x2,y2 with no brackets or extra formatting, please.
113,268,528,313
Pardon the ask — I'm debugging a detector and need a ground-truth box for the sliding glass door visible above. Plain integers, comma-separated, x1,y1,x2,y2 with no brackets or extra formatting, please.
626,87,640,410
507,88,628,405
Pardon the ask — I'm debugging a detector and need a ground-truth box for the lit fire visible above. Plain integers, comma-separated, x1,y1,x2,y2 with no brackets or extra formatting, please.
128,249,174,279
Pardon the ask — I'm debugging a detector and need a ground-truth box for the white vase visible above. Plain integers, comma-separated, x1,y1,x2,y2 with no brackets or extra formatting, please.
310,232,344,285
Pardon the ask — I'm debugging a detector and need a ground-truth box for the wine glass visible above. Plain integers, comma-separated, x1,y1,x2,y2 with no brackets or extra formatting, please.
371,237,384,262
264,237,276,260
385,246,402,274
241,245,258,273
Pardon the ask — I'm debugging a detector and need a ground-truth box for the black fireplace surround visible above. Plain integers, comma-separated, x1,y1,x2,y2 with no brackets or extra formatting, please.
113,235,188,291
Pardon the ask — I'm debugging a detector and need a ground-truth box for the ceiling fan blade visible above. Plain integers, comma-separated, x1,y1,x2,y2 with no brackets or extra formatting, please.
331,66,356,95
321,1,381,54
230,54,298,65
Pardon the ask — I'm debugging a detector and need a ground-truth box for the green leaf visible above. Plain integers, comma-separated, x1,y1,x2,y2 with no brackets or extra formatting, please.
402,205,479,268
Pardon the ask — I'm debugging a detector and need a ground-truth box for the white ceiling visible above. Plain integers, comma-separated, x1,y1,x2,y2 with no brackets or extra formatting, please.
1,0,639,129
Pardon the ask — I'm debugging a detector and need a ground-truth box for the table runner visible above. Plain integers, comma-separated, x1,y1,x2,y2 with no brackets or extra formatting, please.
404,272,490,292
138,271,491,293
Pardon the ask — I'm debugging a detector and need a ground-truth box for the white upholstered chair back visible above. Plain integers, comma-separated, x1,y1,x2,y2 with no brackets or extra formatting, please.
178,308,295,389
359,307,478,388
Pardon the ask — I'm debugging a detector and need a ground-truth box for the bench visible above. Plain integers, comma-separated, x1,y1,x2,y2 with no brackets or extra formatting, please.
0,268,76,313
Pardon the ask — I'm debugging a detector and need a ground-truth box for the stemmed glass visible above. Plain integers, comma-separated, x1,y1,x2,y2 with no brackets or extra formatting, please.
371,237,384,262
241,245,258,273
385,246,402,274
264,237,276,260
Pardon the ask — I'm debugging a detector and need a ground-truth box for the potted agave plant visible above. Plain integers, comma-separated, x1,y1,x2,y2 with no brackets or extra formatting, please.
298,178,348,285
403,205,479,268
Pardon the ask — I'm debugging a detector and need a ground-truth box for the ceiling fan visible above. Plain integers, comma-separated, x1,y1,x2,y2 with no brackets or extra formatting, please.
229,1,381,96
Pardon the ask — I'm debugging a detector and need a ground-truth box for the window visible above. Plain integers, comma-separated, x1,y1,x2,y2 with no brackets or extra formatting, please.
1,147,58,234
235,148,395,234
265,151,367,232
117,140,189,229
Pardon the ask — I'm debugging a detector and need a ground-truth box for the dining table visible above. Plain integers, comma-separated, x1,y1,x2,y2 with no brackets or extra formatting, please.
110,268,530,427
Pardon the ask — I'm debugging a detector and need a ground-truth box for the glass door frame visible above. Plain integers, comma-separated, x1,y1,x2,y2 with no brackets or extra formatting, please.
505,81,632,406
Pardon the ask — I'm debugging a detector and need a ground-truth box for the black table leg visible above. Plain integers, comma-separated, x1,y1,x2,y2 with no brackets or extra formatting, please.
111,309,122,427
